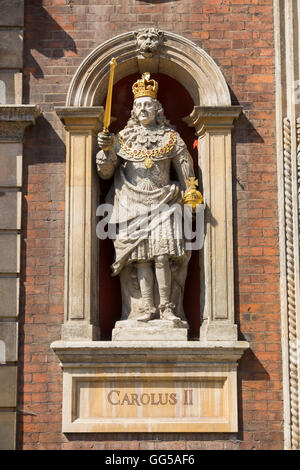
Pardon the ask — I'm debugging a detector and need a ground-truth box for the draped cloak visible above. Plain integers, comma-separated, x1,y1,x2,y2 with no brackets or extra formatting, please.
96,127,195,276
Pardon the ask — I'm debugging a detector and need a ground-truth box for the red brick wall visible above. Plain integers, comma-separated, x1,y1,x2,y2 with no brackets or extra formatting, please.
18,0,282,450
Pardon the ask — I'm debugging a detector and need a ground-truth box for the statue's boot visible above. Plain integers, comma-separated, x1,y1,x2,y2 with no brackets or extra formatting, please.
159,302,181,323
136,306,157,322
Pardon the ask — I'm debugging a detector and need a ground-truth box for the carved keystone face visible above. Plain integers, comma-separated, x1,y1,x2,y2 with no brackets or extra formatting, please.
135,28,163,58
134,97,157,126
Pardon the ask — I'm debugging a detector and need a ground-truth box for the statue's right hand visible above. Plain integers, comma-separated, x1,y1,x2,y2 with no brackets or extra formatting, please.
97,131,115,150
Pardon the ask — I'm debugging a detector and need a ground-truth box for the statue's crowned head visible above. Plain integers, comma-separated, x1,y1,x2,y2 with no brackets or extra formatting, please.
125,73,170,129
132,73,158,100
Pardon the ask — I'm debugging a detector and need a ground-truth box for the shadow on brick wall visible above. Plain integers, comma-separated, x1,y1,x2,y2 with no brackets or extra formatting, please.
23,0,77,102
22,114,66,169
230,100,272,445
237,349,270,441
231,107,265,333
17,115,66,449
238,349,270,382
230,86,264,144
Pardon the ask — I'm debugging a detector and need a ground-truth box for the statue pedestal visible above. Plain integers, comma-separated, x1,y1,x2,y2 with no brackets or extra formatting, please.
112,319,188,341
51,340,249,433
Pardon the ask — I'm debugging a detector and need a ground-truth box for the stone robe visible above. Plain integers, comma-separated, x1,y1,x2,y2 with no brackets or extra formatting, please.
96,124,195,320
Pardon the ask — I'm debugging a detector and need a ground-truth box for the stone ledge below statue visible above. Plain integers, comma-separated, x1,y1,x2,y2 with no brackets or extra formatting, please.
51,340,249,366
112,319,188,341
51,340,249,433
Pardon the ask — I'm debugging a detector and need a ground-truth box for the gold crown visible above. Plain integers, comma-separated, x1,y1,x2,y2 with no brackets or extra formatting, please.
132,72,158,99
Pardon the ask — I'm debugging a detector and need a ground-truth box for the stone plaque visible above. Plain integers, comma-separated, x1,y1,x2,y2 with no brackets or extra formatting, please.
53,340,248,433
69,375,232,432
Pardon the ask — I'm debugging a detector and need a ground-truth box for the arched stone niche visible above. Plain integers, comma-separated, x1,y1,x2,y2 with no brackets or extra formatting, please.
55,30,243,343
53,30,248,435
66,31,231,108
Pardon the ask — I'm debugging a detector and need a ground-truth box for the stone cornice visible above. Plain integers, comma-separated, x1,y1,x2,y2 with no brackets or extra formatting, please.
55,106,104,131
183,106,243,135
51,340,249,366
0,105,41,141
0,105,40,122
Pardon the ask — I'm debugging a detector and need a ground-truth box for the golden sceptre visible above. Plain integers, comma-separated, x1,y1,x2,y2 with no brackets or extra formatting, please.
102,57,117,149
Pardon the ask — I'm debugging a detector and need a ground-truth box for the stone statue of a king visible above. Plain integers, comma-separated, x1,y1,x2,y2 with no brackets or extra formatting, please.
96,73,199,335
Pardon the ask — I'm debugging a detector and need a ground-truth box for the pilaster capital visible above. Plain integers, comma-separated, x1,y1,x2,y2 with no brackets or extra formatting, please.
183,106,242,135
0,105,41,141
55,106,104,132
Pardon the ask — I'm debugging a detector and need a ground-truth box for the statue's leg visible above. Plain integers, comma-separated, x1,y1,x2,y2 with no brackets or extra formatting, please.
155,255,171,304
155,255,180,322
136,261,156,321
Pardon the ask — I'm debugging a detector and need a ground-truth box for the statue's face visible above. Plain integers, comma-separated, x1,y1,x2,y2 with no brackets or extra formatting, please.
134,97,156,127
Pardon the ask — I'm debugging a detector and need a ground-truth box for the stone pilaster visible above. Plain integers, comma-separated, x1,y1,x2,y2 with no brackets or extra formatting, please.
274,0,300,450
55,107,103,341
0,105,40,450
184,106,242,342
0,0,24,105
0,1,26,450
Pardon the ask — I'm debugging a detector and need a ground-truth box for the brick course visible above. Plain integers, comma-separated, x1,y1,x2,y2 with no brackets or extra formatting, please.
18,0,283,450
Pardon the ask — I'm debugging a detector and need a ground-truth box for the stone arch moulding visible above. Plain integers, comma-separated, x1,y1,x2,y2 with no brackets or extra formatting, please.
53,30,248,435
66,30,231,107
